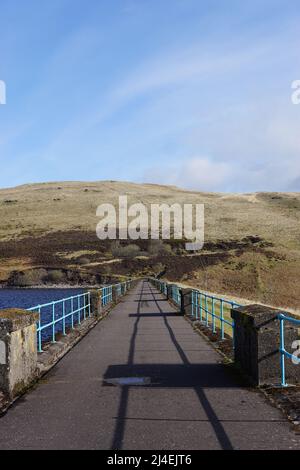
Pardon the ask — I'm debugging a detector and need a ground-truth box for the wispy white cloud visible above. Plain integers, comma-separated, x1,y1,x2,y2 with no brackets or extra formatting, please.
114,43,271,102
1,0,300,191
37,36,279,162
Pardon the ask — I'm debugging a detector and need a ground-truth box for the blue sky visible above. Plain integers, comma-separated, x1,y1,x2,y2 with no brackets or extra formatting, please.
0,0,299,192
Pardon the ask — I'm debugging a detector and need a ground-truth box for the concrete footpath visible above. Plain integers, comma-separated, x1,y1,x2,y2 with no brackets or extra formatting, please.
0,280,299,450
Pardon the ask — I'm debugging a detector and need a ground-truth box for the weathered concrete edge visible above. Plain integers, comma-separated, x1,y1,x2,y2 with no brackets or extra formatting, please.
36,306,112,376
0,300,120,416
184,315,233,364
259,387,300,432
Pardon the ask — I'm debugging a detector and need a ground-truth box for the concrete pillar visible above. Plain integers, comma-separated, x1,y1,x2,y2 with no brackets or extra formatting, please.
112,285,121,303
89,289,103,317
164,282,170,300
180,289,193,317
231,304,300,386
0,309,38,398
166,284,172,301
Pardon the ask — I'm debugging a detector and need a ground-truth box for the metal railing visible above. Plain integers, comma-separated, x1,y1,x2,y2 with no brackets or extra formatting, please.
28,292,91,353
279,313,300,387
28,279,133,353
156,280,168,297
154,279,239,339
101,285,113,306
191,290,240,340
151,278,300,387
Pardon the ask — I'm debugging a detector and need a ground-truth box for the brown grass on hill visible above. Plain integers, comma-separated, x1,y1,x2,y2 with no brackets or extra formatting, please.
0,181,299,311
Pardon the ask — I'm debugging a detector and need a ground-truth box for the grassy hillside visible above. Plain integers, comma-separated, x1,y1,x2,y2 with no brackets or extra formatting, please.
0,181,299,311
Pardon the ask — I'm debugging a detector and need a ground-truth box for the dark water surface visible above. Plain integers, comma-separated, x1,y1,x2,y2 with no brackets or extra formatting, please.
0,288,86,345
0,288,84,310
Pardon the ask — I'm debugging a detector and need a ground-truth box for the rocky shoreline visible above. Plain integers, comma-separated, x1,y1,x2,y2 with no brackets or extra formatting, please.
0,267,122,290
0,283,100,290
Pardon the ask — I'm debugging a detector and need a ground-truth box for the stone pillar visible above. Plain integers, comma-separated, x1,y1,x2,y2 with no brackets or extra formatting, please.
112,285,121,303
121,283,126,296
0,309,38,398
166,284,172,301
89,289,102,317
231,304,300,386
180,289,193,317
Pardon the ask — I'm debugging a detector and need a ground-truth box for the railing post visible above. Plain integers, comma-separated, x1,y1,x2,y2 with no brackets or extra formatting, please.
88,292,91,318
78,296,81,325
37,306,43,353
280,316,287,387
220,300,225,340
52,303,56,343
83,294,86,321
62,300,66,336
195,291,198,319
200,293,203,322
71,296,74,329
212,297,216,333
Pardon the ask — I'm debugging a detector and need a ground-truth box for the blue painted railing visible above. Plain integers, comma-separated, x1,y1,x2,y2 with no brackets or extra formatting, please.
28,280,133,353
279,313,300,387
28,292,91,353
191,290,240,340
101,285,113,306
157,280,167,296
155,279,239,340
156,280,180,304
153,278,300,387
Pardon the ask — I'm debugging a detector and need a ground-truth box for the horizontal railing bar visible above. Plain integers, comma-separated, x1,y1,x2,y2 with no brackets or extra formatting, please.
28,292,89,311
38,305,90,331
278,313,300,325
191,289,242,308
280,348,300,364
197,306,234,326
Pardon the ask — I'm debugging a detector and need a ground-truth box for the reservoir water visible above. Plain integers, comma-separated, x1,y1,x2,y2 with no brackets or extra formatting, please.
0,288,84,310
0,288,85,345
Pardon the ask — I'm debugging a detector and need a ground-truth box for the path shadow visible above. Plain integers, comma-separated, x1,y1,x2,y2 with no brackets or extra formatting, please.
104,363,242,388
129,312,180,318
108,281,239,451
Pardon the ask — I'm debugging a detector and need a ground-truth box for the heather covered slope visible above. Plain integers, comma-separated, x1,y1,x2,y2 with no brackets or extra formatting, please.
0,181,299,311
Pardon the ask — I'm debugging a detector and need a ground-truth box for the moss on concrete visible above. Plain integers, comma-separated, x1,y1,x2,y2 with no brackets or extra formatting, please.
0,309,39,332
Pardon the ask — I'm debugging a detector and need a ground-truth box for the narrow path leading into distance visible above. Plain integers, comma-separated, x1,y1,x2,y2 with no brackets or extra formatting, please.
0,280,299,450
